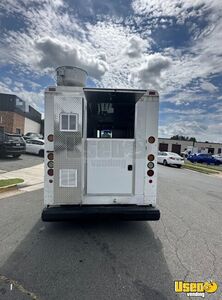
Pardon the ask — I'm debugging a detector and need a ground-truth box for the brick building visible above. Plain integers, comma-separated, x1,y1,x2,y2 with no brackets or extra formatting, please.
0,93,42,135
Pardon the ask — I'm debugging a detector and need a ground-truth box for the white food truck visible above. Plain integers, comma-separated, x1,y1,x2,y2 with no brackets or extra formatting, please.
42,66,160,221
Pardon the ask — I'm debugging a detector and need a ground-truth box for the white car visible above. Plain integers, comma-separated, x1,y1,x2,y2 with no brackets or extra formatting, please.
26,139,44,156
158,151,184,168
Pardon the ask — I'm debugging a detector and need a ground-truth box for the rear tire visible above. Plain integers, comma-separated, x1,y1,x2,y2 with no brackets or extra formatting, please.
163,160,168,166
39,150,44,157
177,165,182,168
13,154,21,158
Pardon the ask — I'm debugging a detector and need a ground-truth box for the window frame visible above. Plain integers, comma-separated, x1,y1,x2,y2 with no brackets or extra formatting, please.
59,113,78,132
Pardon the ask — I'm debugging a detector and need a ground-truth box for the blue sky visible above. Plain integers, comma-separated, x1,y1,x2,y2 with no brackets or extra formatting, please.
0,0,222,142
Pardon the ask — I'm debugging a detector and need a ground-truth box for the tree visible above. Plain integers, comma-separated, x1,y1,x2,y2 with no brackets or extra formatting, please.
170,135,197,142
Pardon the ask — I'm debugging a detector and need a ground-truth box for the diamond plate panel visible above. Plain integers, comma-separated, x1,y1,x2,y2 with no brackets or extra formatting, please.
54,96,83,204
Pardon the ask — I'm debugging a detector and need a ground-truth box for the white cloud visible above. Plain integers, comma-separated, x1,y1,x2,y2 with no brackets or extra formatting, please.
3,77,12,85
132,0,221,23
0,80,44,114
201,81,219,93
1,0,221,95
123,36,149,58
130,53,172,88
159,120,222,142
34,36,109,78
0,0,222,143
162,108,206,115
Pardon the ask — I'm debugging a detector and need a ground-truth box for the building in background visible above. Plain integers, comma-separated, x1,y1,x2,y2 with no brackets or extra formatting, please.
158,138,222,155
0,93,41,135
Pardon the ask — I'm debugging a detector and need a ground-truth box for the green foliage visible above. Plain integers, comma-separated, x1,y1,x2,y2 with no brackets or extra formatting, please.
0,178,24,188
170,135,196,142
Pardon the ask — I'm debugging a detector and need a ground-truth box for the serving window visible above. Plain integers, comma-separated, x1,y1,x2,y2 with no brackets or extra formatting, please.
84,90,145,139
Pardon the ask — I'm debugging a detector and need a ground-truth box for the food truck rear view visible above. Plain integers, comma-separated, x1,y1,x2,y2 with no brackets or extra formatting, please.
42,66,160,221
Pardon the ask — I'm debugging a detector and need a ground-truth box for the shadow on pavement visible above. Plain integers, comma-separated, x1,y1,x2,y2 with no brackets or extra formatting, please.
0,220,178,300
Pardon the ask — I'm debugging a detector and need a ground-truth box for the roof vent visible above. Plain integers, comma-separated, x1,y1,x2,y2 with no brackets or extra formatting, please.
56,66,87,87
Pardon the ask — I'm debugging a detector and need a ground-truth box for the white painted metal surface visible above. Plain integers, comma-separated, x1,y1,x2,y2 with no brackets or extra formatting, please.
87,139,134,194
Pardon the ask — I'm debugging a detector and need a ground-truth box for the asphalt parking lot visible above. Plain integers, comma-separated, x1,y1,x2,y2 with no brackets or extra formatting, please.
0,154,43,173
0,165,222,299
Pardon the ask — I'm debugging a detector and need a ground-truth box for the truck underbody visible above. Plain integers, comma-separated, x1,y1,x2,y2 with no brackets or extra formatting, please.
42,205,160,221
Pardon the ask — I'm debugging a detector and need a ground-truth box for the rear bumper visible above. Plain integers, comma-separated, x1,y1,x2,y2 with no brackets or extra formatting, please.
42,205,160,221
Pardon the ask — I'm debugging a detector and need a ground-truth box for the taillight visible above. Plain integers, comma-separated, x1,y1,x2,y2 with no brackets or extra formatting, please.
148,136,155,144
48,169,53,176
147,154,155,161
47,152,54,160
169,157,175,160
47,161,54,168
47,151,54,179
147,153,155,178
147,162,154,169
147,170,154,176
48,134,54,142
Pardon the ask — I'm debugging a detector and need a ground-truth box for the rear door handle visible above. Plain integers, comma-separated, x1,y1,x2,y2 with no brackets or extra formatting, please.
128,165,133,171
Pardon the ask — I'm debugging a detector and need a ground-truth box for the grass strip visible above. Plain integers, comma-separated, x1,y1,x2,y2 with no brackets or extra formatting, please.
0,178,24,188
191,163,221,171
183,164,220,174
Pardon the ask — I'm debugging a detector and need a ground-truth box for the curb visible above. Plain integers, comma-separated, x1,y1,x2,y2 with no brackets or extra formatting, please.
0,181,27,194
0,184,18,193
182,165,220,175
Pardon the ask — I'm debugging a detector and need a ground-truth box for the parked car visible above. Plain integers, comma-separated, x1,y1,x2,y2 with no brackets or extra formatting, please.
212,154,222,162
25,139,44,156
187,153,221,165
23,132,43,140
0,132,26,158
157,151,184,168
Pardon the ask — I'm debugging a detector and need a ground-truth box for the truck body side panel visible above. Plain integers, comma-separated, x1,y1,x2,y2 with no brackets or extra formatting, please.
53,95,83,205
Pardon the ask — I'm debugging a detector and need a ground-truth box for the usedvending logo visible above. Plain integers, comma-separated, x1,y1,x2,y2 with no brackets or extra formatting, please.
174,280,218,297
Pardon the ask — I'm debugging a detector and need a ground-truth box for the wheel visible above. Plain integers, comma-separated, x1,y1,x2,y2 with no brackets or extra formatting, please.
13,154,21,158
39,150,44,157
177,165,182,168
163,160,168,166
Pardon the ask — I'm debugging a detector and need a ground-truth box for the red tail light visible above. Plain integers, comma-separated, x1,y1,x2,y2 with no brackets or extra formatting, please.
147,154,155,161
47,152,54,160
48,169,54,176
169,157,175,160
147,170,154,176
48,134,54,142
148,136,155,144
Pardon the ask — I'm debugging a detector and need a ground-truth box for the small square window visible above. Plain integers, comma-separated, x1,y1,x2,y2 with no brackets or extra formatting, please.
60,113,78,132
59,169,77,187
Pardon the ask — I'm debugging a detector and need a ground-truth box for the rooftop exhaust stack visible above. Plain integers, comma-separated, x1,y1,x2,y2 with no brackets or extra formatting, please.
56,66,88,87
